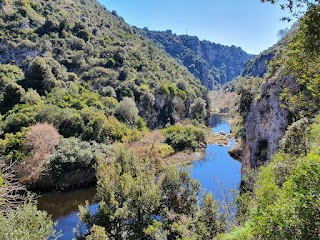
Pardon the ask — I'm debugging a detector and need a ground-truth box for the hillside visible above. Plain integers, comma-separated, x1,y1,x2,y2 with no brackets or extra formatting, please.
0,0,208,129
139,29,254,89
0,0,211,190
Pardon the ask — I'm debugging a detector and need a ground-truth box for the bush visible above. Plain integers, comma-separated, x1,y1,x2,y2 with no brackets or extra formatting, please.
0,203,56,240
189,98,207,122
280,117,310,155
48,137,108,179
20,123,60,182
21,88,42,105
162,125,206,151
25,57,59,94
115,97,139,126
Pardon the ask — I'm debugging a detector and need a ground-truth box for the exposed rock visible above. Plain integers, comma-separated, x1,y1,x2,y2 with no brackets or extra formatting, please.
242,75,298,174
228,145,242,161
139,29,254,89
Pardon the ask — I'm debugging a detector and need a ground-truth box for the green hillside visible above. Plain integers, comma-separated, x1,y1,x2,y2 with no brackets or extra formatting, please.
0,0,208,130
139,29,254,89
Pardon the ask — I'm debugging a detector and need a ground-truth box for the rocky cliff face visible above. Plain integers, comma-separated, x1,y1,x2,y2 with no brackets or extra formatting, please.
242,75,297,173
139,29,254,89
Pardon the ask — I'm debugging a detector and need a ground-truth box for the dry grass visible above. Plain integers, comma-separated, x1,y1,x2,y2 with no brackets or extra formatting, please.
128,130,206,170
209,90,238,116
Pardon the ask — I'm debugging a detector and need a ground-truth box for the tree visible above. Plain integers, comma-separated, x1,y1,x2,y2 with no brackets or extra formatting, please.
25,57,59,94
21,89,42,105
20,123,60,183
79,146,225,239
0,64,25,113
79,145,161,239
190,98,207,123
115,97,139,126
260,0,319,20
280,117,310,155
0,202,57,240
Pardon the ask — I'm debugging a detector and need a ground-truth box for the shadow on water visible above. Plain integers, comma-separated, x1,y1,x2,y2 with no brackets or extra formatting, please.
38,188,98,239
38,115,241,239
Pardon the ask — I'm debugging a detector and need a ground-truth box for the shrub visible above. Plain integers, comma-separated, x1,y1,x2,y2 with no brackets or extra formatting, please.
20,123,60,182
0,203,56,240
189,98,207,122
115,97,139,126
48,137,108,179
280,117,310,155
25,57,59,94
21,88,42,105
162,125,206,151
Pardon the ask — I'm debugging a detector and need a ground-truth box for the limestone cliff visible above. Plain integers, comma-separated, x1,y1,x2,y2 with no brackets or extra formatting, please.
139,29,254,89
242,75,298,173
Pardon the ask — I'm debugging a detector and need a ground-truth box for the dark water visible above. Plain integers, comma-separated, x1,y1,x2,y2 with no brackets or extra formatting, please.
37,188,98,239
38,115,241,239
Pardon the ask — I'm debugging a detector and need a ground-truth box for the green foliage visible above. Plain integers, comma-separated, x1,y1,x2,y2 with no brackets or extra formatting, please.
277,4,320,116
86,225,109,240
280,117,310,155
48,137,108,179
79,146,161,239
0,64,25,112
162,125,206,151
251,150,320,239
0,128,29,163
21,88,42,105
0,202,57,240
0,0,209,132
236,77,263,120
79,146,225,239
140,29,253,89
115,97,139,126
83,112,133,143
226,114,320,239
24,57,61,94
190,98,207,123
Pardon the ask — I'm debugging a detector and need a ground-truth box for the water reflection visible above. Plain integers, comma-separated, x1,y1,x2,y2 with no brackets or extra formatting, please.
38,188,97,239
38,115,241,239
210,115,231,134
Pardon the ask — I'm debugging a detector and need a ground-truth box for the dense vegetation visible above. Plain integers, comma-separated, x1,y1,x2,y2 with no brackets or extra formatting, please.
79,145,225,239
221,1,320,239
0,162,57,239
0,0,319,239
0,0,211,189
0,0,208,128
139,29,254,90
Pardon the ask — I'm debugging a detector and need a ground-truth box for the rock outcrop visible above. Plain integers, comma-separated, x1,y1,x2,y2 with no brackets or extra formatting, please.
242,75,298,174
139,29,254,89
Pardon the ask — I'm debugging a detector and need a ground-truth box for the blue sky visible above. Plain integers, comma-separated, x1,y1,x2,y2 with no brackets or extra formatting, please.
99,0,293,54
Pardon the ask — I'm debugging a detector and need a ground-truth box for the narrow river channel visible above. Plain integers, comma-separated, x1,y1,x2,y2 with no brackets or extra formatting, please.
38,115,241,239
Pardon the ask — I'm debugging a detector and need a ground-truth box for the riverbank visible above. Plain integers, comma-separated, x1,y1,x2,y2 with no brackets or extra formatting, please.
38,116,242,240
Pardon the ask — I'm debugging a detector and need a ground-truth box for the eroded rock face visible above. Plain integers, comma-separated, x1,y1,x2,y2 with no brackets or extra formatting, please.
242,75,297,174
139,29,254,89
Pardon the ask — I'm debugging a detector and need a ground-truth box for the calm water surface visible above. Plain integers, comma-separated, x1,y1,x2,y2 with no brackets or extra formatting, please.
38,115,241,239
192,115,241,202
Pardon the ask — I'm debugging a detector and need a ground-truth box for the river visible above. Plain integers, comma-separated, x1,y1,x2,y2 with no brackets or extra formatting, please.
38,115,241,239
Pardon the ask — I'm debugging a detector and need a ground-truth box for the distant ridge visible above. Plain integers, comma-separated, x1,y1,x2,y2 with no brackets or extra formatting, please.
138,28,254,89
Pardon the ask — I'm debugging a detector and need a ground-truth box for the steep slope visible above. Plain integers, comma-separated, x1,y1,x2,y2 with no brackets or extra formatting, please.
0,0,208,128
241,75,298,172
241,45,278,78
0,0,211,189
139,29,254,89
